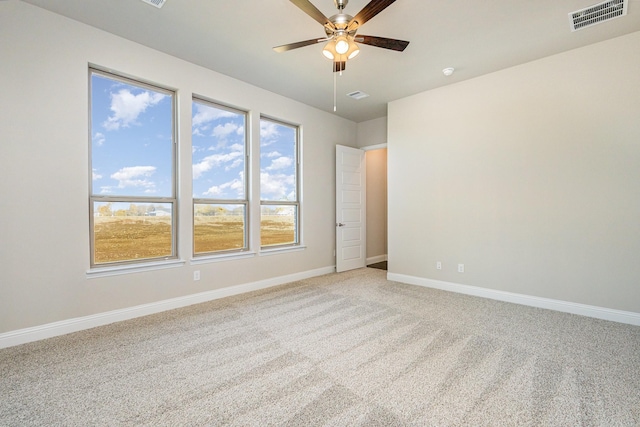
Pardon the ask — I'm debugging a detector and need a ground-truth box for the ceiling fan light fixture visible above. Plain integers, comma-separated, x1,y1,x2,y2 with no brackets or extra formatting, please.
346,41,360,59
322,43,336,59
324,37,359,60
335,37,350,54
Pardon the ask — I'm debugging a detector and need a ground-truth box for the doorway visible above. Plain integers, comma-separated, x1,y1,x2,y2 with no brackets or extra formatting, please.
335,144,387,273
363,146,387,269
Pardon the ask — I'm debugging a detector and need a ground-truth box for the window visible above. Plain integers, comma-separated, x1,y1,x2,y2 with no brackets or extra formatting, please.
89,69,176,266
260,117,300,247
192,98,248,255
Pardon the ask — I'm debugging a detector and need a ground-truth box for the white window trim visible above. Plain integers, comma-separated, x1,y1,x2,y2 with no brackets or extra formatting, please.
86,259,186,279
192,97,250,257
190,250,257,265
259,245,307,256
259,116,302,249
89,67,178,268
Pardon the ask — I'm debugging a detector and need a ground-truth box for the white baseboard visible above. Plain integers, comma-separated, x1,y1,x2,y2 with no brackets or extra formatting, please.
387,273,640,327
366,254,388,265
0,266,335,349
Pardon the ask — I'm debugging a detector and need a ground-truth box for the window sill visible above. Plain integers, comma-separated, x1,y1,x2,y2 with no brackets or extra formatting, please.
259,245,307,256
86,259,186,279
190,251,257,265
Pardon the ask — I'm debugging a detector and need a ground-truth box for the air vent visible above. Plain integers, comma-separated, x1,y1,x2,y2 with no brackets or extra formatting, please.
141,0,166,8
347,91,369,100
570,0,627,31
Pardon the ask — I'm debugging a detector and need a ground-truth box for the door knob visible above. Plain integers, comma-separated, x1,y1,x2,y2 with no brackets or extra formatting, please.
337,223,346,227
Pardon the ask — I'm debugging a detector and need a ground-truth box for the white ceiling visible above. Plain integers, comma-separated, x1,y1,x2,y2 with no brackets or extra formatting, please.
21,0,640,122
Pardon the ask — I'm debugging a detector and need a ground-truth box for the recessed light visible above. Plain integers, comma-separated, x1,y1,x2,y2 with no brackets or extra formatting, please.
443,67,455,76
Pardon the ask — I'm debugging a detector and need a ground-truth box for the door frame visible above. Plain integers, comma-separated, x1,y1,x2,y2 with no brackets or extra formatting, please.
360,143,388,267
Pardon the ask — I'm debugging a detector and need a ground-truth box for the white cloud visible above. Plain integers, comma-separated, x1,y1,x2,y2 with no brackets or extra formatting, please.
266,156,293,171
260,121,279,146
93,132,105,146
203,186,222,196
192,103,235,128
264,150,281,158
110,166,156,189
260,172,295,200
103,89,165,131
225,158,243,172
193,151,243,179
192,104,241,139
92,169,102,180
213,122,241,138
203,178,244,198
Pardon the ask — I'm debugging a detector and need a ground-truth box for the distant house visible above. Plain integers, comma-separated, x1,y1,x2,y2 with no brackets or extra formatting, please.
146,210,172,217
275,207,294,216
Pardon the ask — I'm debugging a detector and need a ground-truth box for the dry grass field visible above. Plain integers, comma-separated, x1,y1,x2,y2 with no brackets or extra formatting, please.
193,215,244,253
94,215,295,264
259,215,296,247
93,216,172,264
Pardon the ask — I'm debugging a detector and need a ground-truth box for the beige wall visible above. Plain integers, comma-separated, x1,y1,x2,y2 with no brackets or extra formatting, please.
388,31,640,314
365,149,388,261
0,2,356,334
357,117,387,148
357,118,388,262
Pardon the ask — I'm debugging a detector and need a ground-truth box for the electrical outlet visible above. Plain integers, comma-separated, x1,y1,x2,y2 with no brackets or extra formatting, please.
194,270,200,281
457,264,464,273
436,261,442,270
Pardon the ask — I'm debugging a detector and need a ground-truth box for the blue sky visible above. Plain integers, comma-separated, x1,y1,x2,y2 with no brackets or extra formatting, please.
191,101,245,199
193,102,297,202
91,72,297,203
91,73,173,198
258,120,297,202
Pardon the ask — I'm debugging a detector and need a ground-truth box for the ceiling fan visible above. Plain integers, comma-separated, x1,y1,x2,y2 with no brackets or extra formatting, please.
274,0,410,73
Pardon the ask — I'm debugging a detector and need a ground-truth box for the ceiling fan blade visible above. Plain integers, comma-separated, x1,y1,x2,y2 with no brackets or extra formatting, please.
347,0,397,31
273,38,325,53
355,35,409,51
289,0,335,29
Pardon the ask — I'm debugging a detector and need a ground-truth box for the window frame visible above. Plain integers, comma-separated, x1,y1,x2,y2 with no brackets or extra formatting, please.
192,97,250,257
259,116,301,250
88,67,178,268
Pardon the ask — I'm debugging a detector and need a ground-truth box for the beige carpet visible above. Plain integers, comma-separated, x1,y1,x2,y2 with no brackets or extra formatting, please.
1,268,639,426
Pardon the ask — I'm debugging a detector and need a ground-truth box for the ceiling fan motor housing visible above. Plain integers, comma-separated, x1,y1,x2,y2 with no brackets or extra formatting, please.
326,13,355,36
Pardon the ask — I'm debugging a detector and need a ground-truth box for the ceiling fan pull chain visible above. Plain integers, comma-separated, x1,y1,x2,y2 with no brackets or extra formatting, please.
333,71,337,112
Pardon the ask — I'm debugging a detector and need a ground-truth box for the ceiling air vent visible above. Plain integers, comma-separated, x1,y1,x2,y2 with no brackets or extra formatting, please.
570,0,627,31
347,91,369,100
141,0,166,8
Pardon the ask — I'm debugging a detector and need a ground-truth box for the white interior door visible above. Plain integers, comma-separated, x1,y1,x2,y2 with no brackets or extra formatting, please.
336,145,366,273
